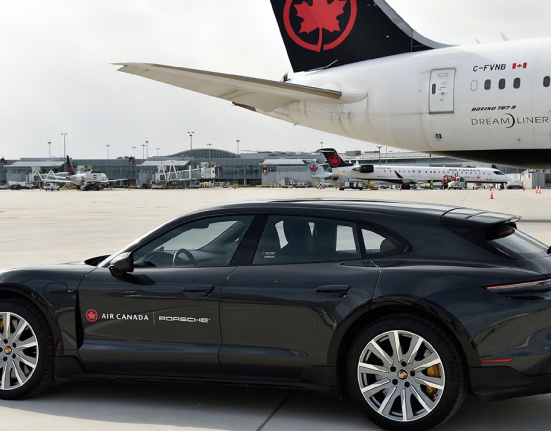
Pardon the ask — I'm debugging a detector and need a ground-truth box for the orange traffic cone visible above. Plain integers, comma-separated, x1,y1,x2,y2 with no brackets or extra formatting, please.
399,185,402,191
536,186,539,194
490,188,494,199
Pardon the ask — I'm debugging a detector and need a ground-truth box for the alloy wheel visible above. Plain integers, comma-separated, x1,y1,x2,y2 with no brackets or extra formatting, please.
357,330,445,422
0,312,39,390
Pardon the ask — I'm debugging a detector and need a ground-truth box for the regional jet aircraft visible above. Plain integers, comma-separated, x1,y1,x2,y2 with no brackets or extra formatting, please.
116,0,551,168
319,149,513,188
43,157,126,190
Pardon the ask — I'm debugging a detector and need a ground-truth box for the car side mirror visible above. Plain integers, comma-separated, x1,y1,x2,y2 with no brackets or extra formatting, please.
109,252,134,277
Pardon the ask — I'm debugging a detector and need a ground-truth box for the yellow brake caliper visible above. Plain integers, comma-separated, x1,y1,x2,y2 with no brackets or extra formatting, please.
425,364,440,399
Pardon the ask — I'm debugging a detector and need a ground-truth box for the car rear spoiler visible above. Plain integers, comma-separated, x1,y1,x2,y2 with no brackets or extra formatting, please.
441,208,520,237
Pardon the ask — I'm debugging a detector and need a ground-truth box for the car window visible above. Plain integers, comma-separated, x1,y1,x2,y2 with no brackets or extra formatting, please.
132,215,254,268
253,215,360,265
361,227,402,256
484,223,549,259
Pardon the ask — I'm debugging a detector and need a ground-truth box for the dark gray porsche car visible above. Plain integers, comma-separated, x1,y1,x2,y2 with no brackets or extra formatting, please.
0,199,550,431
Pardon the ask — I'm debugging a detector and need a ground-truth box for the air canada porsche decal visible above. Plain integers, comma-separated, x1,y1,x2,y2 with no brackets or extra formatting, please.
284,0,357,52
84,310,210,324
99,313,150,321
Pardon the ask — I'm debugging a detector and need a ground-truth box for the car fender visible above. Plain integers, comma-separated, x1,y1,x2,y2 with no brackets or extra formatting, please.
327,295,479,369
0,282,64,355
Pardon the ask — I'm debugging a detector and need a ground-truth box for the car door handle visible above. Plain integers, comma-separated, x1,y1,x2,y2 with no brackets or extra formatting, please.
315,285,351,294
181,285,215,293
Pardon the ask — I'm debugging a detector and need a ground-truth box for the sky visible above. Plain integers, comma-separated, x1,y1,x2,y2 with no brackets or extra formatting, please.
1,0,551,160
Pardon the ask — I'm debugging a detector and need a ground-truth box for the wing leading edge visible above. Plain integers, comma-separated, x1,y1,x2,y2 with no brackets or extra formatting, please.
114,63,367,112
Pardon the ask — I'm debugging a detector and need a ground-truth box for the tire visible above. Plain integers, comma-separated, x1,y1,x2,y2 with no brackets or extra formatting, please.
0,299,54,399
345,314,467,431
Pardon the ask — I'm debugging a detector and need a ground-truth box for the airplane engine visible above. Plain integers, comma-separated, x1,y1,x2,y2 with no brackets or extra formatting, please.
359,165,374,174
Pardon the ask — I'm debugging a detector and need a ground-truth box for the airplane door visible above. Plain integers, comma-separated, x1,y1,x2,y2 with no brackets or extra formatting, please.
429,69,456,114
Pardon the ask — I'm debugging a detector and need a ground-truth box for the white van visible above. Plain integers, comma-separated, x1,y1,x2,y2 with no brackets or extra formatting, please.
44,183,60,191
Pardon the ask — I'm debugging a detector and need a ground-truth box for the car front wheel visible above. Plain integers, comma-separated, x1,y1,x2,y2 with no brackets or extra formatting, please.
346,314,467,431
0,299,54,399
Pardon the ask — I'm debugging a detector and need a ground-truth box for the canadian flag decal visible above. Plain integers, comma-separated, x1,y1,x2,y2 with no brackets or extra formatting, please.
512,62,527,69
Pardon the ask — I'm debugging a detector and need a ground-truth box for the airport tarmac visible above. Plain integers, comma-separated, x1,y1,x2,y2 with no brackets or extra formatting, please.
1,187,551,431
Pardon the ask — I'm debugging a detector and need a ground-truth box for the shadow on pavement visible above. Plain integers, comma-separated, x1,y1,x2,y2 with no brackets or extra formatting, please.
1,380,551,430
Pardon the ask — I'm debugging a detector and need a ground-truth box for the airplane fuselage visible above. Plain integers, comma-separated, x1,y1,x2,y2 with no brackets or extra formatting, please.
333,164,511,185
270,38,551,168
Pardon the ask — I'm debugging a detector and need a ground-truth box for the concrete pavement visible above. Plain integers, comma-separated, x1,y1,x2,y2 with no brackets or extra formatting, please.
1,187,551,431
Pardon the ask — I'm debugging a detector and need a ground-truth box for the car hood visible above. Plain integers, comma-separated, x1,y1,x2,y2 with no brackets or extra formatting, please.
0,263,97,295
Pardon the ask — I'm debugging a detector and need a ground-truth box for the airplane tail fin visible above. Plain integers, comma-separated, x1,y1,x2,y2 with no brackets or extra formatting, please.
67,156,74,175
303,159,327,178
269,0,448,72
319,148,349,168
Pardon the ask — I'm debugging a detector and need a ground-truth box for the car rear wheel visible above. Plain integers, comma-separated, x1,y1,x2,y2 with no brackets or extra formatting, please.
0,299,54,399
346,314,467,431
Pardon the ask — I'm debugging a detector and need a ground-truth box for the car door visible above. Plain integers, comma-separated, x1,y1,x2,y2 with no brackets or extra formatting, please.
77,214,254,377
219,215,383,381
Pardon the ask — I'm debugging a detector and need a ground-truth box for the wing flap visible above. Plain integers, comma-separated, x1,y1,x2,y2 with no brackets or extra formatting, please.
115,63,366,111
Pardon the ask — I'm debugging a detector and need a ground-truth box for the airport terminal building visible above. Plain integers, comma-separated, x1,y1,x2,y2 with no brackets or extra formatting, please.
0,148,543,187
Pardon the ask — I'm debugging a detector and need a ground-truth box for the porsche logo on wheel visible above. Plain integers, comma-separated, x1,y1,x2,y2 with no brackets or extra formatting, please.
398,370,408,380
283,0,357,52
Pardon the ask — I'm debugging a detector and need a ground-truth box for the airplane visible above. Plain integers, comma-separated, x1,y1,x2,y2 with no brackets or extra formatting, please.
42,157,126,190
303,159,339,183
115,0,551,169
319,148,513,189
303,159,373,188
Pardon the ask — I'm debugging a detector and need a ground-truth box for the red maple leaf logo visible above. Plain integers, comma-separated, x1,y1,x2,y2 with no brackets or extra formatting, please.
310,164,318,173
295,0,347,52
86,309,98,323
328,155,341,167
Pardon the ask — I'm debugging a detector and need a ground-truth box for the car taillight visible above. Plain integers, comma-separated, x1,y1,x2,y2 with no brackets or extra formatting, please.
486,279,551,293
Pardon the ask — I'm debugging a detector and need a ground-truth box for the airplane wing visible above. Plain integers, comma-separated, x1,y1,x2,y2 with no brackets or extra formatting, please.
393,171,416,184
102,178,127,183
114,63,367,112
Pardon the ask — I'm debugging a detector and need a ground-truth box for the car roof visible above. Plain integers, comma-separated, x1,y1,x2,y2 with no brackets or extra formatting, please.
207,199,460,216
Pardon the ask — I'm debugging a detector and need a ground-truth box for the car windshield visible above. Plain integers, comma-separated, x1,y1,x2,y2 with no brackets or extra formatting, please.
484,223,549,259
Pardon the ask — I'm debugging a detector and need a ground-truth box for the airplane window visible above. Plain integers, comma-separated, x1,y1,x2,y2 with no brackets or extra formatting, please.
493,170,504,175
514,78,521,89
431,83,436,94
471,80,478,91
544,76,550,87
484,79,491,90
499,79,506,90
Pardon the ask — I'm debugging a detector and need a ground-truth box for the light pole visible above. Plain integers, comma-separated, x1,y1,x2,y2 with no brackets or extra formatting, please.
61,133,67,158
106,144,111,159
145,140,149,158
207,143,212,159
47,141,52,159
320,141,324,149
188,131,194,170
188,131,194,152
157,147,160,156
377,145,382,165
236,138,240,155
132,146,136,158
386,146,388,164
141,144,146,159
